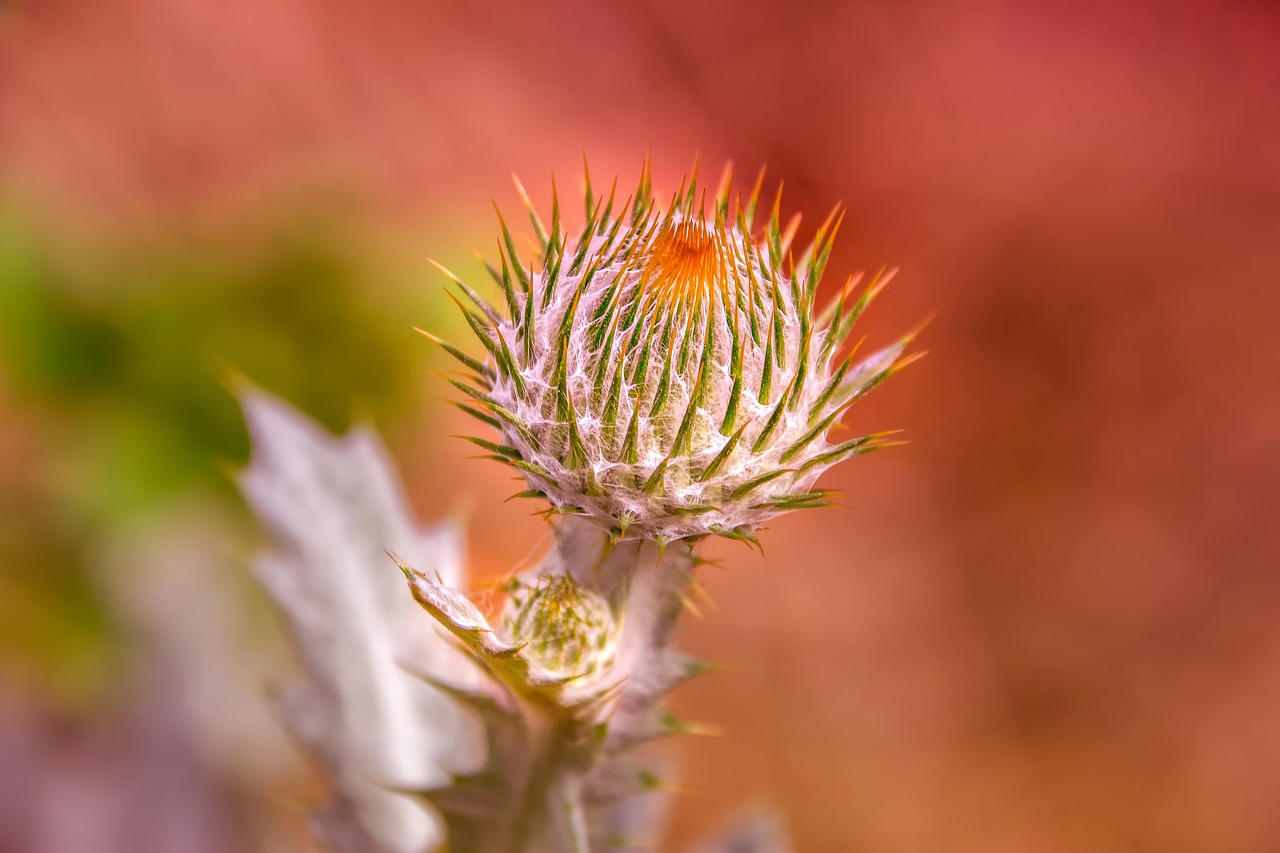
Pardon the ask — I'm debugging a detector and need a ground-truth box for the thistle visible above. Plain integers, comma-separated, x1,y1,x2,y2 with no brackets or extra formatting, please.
242,158,918,853
401,159,919,851
434,158,920,546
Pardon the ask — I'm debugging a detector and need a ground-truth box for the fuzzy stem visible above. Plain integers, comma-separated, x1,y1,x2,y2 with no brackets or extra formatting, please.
508,518,695,852
403,515,699,852
559,520,696,850
507,728,553,853
504,716,594,853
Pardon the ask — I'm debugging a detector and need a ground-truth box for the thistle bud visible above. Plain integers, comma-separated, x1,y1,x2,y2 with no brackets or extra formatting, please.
503,575,617,681
438,160,918,543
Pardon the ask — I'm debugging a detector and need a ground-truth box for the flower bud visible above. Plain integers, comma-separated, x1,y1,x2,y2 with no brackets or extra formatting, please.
439,160,917,543
503,575,617,681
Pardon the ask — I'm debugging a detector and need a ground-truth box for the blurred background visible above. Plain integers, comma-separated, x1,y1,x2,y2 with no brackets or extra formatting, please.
2,0,1279,850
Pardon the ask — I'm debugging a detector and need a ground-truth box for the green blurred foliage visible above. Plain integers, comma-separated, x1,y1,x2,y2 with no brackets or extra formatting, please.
0,203,458,703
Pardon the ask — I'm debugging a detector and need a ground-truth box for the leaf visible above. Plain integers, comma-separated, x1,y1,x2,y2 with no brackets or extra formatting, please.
238,388,481,853
397,561,579,700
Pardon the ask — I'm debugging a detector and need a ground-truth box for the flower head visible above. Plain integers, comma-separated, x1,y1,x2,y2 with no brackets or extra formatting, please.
435,159,919,544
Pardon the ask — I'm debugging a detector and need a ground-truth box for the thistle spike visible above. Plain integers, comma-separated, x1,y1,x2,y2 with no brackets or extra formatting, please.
540,234,565,310
581,152,595,223
743,164,766,232
456,434,521,459
414,327,491,378
548,174,563,248
493,203,531,294
719,373,743,435
811,348,861,412
751,377,794,452
806,205,846,294
830,265,897,354
466,244,507,292
511,173,549,251
699,425,746,482
596,176,620,237
619,403,642,466
684,152,701,214
817,272,862,353
714,160,734,225
452,401,502,430
766,180,785,263
779,211,802,258
631,154,652,224
727,467,793,501
431,259,503,325
521,270,536,362
758,325,774,404
669,318,714,458
796,435,898,474
484,239,517,321
642,457,670,495
446,291,499,354
445,374,492,405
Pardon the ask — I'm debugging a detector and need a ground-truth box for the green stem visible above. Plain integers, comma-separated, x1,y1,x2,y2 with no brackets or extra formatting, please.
506,716,554,853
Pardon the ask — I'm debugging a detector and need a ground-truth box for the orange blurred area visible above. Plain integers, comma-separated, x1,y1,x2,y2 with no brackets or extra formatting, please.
2,1,1279,851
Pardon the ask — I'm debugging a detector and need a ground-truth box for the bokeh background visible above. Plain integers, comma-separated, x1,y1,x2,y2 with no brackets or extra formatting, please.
3,1,1279,851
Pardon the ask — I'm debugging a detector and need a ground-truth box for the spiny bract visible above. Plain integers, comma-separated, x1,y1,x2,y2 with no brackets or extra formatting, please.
434,158,920,544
